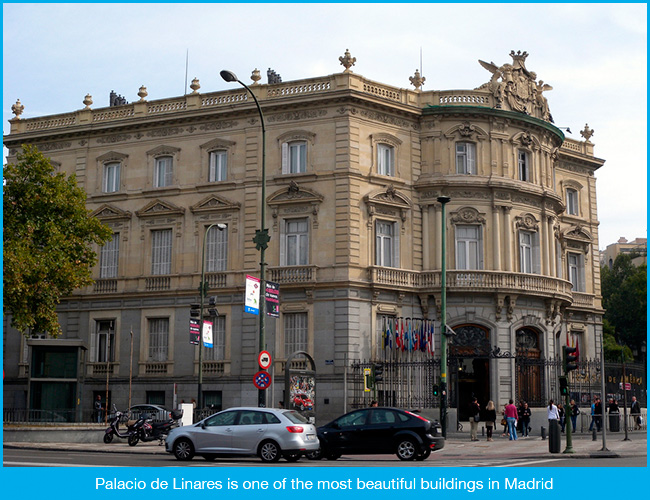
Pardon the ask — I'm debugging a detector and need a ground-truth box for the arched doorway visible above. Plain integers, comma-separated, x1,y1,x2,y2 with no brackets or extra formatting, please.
449,324,491,421
515,327,542,405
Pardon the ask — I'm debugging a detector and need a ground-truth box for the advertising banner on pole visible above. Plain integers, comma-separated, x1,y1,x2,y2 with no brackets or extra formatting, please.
245,275,260,315
202,320,213,348
265,280,280,318
189,318,200,345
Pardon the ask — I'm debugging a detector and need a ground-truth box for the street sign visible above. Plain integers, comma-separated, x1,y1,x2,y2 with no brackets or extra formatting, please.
245,275,260,315
253,371,271,390
265,280,280,318
189,318,200,345
258,350,272,370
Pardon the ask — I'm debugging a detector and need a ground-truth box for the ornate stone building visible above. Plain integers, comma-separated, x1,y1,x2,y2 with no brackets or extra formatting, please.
3,50,604,423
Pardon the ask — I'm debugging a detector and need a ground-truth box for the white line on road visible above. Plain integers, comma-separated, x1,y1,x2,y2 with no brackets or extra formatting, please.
3,461,114,467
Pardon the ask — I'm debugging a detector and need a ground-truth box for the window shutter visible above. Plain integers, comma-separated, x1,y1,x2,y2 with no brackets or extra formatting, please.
533,232,541,274
282,143,289,174
280,220,286,265
393,222,399,268
89,325,97,363
467,144,476,174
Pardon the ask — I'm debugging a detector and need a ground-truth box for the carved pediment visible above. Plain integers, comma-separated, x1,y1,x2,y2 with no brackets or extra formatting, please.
200,138,236,150
365,185,412,209
277,130,316,146
515,213,539,231
90,204,132,221
451,207,487,225
146,144,180,156
96,151,128,163
561,224,592,242
268,181,324,206
443,121,489,140
135,199,185,218
190,195,241,214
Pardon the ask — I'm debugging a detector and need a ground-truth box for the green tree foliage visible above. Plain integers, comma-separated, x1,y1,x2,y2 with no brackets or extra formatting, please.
3,145,112,337
602,319,634,362
600,253,647,360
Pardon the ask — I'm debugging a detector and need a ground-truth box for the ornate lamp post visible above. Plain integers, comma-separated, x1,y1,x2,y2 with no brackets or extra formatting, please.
220,70,268,407
437,195,450,437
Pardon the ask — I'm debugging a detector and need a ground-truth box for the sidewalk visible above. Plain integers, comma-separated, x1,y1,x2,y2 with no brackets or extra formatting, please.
4,431,646,460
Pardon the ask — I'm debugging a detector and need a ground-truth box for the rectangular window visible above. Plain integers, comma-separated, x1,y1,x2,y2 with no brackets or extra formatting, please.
518,150,530,181
377,144,395,176
146,391,165,406
284,312,308,356
283,218,309,266
95,320,115,363
206,225,228,272
100,233,119,278
203,316,225,361
151,229,172,275
282,141,307,174
456,142,476,174
103,162,121,193
209,150,227,182
519,230,540,274
566,189,578,215
375,220,398,267
203,391,222,411
568,253,585,292
154,156,173,187
148,318,169,362
456,225,483,270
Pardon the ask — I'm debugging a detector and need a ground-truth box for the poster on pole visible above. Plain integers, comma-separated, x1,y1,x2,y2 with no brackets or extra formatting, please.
202,320,213,348
245,275,260,315
265,280,280,318
189,318,200,345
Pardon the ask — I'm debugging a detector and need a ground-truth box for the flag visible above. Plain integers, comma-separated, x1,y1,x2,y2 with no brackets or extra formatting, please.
400,318,405,352
427,321,435,356
395,318,402,350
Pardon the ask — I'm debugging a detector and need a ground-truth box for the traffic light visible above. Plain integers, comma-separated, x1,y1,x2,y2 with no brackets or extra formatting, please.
559,376,569,396
373,363,384,383
432,384,439,397
208,296,218,317
563,346,578,373
190,303,201,318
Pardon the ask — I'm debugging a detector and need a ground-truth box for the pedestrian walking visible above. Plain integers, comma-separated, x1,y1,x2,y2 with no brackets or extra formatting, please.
469,397,481,441
519,401,532,437
94,394,104,423
504,399,518,440
630,396,642,430
589,399,596,431
594,397,603,431
485,400,497,442
501,404,508,437
569,399,580,432
558,403,566,432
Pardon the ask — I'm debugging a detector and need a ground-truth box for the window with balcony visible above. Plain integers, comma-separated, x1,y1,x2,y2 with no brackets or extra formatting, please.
375,220,399,267
456,142,476,175
151,229,172,275
154,156,173,187
568,252,585,292
518,150,530,182
455,225,483,270
203,315,225,361
377,143,395,176
282,141,307,174
148,318,169,362
519,230,540,274
566,188,579,216
282,218,309,266
103,162,121,193
99,233,119,279
284,312,308,357
209,150,228,182
93,320,115,363
206,224,228,272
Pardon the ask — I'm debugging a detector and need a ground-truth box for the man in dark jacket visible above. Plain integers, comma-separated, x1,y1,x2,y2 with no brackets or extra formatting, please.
594,397,603,431
630,396,641,430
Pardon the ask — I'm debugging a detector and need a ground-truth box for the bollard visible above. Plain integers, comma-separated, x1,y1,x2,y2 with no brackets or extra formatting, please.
548,420,561,453
541,426,546,440
592,426,597,441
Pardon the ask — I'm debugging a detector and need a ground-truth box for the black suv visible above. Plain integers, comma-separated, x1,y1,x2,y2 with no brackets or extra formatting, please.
307,407,444,461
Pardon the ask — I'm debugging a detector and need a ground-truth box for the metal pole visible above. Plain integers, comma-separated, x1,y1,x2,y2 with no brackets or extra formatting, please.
622,347,630,440
437,196,450,438
599,327,608,451
104,321,112,424
129,327,133,410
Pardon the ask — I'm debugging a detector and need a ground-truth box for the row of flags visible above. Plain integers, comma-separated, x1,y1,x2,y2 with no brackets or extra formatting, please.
381,316,435,356
567,329,580,359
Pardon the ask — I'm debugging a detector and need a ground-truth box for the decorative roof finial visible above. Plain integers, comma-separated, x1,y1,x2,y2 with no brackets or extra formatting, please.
190,78,200,94
83,94,93,110
580,123,594,142
409,69,426,90
339,48,356,72
138,85,148,102
251,68,261,85
11,99,24,119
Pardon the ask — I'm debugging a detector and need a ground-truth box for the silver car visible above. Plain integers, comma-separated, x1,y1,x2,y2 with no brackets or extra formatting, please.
165,407,319,462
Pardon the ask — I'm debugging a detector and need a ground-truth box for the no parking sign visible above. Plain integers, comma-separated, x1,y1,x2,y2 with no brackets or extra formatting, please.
253,370,271,390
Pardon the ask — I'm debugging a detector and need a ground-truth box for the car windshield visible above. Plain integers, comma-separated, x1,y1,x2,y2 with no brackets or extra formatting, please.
282,410,308,424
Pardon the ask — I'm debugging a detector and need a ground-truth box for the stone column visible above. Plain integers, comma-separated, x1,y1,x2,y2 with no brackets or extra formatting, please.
492,205,501,271
548,216,556,277
434,203,442,270
422,204,430,270
541,214,550,275
504,207,513,272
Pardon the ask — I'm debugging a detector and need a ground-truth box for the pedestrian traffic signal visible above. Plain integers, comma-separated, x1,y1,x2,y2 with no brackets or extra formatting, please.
373,363,384,383
559,376,569,395
208,296,218,317
433,384,439,397
190,303,201,318
563,346,578,373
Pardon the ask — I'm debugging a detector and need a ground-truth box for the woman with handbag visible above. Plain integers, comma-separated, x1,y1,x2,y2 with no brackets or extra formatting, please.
485,400,497,441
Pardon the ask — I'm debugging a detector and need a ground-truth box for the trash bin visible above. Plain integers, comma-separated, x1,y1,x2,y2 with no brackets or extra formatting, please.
609,412,620,432
548,419,561,453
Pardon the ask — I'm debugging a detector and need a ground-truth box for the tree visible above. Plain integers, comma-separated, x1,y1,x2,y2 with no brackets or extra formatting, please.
3,145,112,337
600,253,647,360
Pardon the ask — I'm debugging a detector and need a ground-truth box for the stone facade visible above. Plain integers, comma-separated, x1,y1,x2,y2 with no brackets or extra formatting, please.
3,51,604,423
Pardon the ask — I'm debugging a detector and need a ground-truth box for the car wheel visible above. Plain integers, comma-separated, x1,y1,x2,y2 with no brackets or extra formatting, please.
259,440,281,463
415,448,431,461
173,438,195,461
128,434,139,447
396,438,417,461
103,433,113,444
299,404,305,411
283,452,301,462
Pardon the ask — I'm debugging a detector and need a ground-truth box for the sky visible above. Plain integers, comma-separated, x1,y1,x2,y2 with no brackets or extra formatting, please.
2,2,647,250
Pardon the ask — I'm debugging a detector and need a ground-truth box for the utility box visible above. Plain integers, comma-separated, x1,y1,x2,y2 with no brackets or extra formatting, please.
179,403,193,426
548,419,561,453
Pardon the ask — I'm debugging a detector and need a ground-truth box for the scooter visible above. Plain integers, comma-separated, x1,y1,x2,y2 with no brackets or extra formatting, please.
103,405,134,444
128,409,182,446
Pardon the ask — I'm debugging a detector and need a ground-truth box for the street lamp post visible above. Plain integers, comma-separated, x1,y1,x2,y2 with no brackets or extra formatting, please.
198,223,227,408
437,195,450,438
220,70,268,408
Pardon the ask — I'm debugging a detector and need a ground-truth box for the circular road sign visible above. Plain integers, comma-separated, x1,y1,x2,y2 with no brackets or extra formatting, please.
253,371,272,390
258,350,272,370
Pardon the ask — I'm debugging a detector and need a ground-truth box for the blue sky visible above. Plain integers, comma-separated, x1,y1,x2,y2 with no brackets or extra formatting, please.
3,2,647,248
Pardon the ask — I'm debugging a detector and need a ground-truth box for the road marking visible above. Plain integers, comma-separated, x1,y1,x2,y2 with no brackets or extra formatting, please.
493,458,561,467
3,461,114,467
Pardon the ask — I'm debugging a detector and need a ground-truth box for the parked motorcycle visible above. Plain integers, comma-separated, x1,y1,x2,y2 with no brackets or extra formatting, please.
103,405,134,444
128,409,182,446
